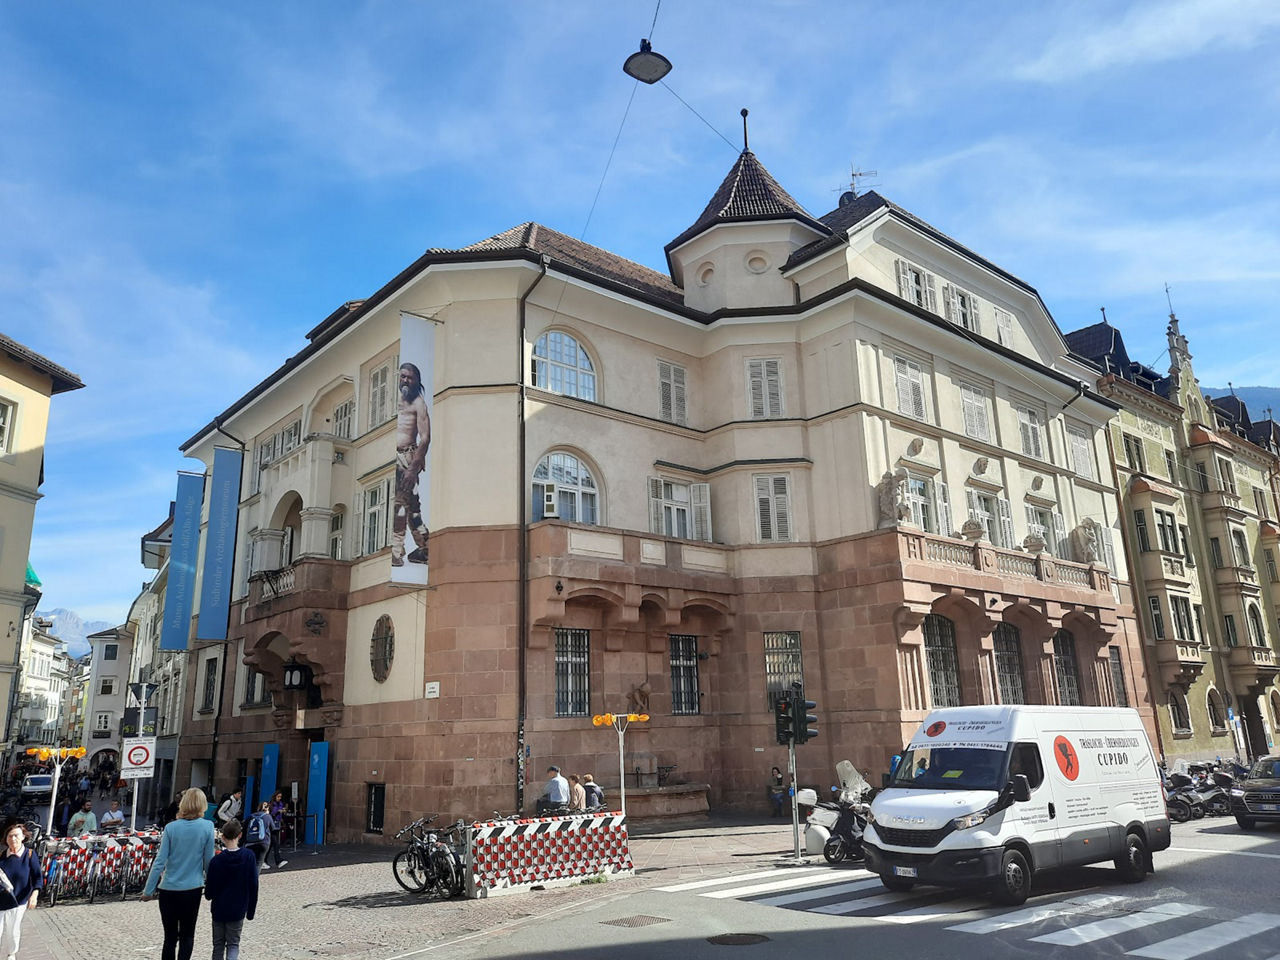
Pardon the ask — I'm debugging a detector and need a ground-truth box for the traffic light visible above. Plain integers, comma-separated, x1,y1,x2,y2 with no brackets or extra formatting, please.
792,683,818,744
774,695,794,745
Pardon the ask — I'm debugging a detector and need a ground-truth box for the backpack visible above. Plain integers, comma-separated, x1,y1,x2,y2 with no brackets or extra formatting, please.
246,812,270,845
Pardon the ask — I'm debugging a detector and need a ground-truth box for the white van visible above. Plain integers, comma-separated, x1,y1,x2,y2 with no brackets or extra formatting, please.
864,705,1170,905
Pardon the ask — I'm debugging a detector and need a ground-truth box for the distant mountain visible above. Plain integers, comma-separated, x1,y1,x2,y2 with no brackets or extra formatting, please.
1202,386,1280,421
34,608,113,658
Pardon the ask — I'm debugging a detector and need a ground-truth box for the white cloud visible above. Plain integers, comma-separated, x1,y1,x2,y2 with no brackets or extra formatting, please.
1016,0,1280,82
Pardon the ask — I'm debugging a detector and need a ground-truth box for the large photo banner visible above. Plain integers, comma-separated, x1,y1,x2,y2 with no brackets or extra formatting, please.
392,312,435,585
160,471,204,651
196,446,242,639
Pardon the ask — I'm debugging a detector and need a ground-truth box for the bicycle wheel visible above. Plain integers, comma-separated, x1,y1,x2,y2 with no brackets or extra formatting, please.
429,847,458,898
393,850,427,893
87,863,99,904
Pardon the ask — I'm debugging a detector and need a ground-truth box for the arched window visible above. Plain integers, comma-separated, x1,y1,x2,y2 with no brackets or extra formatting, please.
1053,629,1083,706
1206,689,1226,730
923,614,962,708
1247,603,1266,646
1169,689,1191,732
1232,528,1251,568
532,331,596,401
993,623,1025,704
533,452,599,525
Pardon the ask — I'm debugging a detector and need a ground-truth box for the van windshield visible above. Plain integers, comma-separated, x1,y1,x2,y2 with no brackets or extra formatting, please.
891,745,1007,791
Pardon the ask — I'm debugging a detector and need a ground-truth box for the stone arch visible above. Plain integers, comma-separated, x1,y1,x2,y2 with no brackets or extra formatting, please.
921,613,963,708
531,447,605,525
307,375,356,434
1000,601,1054,705
930,592,994,705
1060,610,1112,705
1205,686,1227,731
268,490,304,530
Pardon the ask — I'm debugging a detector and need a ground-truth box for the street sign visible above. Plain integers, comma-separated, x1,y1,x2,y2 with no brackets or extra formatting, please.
121,736,157,780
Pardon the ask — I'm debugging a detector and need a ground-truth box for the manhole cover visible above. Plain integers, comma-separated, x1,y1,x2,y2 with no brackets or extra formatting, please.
707,934,771,946
601,915,672,928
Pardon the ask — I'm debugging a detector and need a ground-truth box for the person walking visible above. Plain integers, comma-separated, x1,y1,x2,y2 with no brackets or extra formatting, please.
0,819,42,959
216,790,243,828
243,804,273,870
267,792,288,868
141,787,216,960
204,819,258,960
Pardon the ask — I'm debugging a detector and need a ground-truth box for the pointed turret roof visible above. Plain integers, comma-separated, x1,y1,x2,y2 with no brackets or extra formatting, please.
664,150,830,256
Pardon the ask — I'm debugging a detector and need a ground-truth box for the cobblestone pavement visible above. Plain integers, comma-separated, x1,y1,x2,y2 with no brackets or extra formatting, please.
25,816,798,960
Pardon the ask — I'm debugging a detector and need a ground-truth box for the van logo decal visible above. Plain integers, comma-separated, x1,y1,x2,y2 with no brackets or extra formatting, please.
925,721,947,737
1054,735,1080,781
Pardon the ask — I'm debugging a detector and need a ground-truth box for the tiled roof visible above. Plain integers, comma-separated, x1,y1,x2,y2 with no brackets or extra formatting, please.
432,222,686,308
1063,321,1133,376
0,332,84,394
1209,394,1250,426
666,151,829,254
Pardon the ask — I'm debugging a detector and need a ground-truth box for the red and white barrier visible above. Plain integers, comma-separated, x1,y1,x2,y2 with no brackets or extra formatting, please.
465,811,634,898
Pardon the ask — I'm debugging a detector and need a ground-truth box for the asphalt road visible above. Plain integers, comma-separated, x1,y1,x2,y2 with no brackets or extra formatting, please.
449,818,1280,960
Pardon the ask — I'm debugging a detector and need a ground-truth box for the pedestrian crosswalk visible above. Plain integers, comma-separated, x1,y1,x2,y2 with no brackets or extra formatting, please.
653,869,1280,958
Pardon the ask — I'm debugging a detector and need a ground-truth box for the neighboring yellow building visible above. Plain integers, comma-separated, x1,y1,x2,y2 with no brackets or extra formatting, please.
1067,316,1280,763
0,333,83,755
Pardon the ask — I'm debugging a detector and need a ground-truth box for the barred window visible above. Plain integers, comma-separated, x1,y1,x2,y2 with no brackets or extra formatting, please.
1053,630,1082,706
923,614,962,708
555,628,590,717
763,631,803,708
370,615,395,683
201,657,218,711
1108,646,1129,708
993,623,1025,705
669,635,700,715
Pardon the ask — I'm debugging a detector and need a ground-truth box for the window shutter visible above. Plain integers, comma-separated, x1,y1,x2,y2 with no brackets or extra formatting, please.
996,309,1013,346
648,477,664,535
967,297,981,336
942,283,955,322
772,476,791,541
355,488,366,557
764,359,782,417
658,362,674,422
895,259,911,300
936,482,952,537
924,273,939,314
691,482,712,542
672,364,687,425
997,497,1015,549
966,487,980,522
755,475,773,541
382,478,394,548
1101,524,1117,574
748,360,766,418
894,358,913,416
1051,512,1067,558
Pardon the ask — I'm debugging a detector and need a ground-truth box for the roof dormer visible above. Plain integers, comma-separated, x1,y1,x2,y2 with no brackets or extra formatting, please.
665,150,829,312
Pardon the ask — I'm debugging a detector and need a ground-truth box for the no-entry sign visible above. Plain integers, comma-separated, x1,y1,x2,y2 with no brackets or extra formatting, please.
122,736,157,779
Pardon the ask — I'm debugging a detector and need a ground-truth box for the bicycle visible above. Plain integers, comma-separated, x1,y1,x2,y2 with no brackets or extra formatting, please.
87,836,126,903
392,815,436,893
120,831,162,901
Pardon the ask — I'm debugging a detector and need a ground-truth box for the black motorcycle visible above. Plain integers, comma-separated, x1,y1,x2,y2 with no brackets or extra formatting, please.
822,796,870,863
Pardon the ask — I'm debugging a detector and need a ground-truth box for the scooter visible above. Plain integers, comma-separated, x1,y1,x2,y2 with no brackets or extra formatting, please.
1166,772,1206,821
803,760,872,862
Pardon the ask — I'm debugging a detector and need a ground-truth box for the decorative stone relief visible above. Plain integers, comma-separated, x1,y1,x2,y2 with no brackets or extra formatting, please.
1068,519,1101,564
961,518,986,541
907,437,925,457
1023,531,1047,553
973,457,989,475
877,467,911,528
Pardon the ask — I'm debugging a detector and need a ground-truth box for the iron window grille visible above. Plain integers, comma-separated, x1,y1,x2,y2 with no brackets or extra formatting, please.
554,628,591,717
201,657,218,711
366,783,386,834
669,635,700,715
1053,630,1083,706
763,631,803,709
923,615,962,708
993,623,1025,705
370,615,395,683
1108,646,1129,708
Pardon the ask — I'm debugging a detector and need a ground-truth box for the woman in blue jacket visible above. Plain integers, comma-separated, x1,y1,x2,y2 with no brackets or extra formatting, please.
0,818,42,958
142,787,217,960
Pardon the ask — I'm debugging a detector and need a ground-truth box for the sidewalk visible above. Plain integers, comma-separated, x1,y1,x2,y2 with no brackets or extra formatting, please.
25,813,806,960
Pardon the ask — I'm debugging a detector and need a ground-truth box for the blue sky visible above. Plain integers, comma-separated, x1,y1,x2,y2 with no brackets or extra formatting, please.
5,0,1280,622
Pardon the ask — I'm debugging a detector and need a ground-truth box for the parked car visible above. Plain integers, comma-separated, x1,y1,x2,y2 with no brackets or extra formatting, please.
1229,755,1280,829
20,774,53,801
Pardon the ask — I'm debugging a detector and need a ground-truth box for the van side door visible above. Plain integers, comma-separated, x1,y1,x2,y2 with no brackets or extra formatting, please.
1007,741,1060,870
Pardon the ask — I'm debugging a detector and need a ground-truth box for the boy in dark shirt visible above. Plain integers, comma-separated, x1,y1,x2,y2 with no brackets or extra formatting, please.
204,819,259,960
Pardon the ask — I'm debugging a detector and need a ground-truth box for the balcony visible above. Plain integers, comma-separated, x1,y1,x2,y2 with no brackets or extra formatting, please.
1214,564,1260,597
900,530,1112,594
1156,640,1207,688
1228,644,1279,693
1201,487,1245,519
246,557,350,619
1139,550,1193,588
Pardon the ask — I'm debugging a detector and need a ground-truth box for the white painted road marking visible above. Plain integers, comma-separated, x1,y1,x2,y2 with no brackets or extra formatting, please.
1127,912,1280,960
1168,846,1280,860
753,876,882,908
1031,902,1205,946
878,898,991,924
701,870,864,899
809,888,933,915
653,867,823,892
949,894,1124,934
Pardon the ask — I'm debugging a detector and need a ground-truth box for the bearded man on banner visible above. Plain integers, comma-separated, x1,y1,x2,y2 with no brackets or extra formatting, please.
393,362,431,566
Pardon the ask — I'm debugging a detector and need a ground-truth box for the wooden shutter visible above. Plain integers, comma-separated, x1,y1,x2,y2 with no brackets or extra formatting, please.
943,283,956,322
355,487,367,557
648,477,665,535
997,498,1015,549
1025,504,1040,536
748,360,766,418
672,364,687,425
692,482,712,542
755,475,773,541
924,273,939,314
966,295,981,336
763,359,782,417
966,488,980,523
961,385,988,441
658,363,674,422
895,259,912,300
1051,512,1067,558
772,476,791,541
895,358,925,420
996,309,1013,346
936,481,952,537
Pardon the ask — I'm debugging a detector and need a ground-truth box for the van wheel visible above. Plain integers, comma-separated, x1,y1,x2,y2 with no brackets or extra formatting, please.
880,874,915,892
993,849,1031,905
1115,833,1148,883
1236,816,1257,830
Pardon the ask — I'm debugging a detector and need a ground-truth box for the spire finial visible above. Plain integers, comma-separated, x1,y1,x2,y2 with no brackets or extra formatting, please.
1165,282,1177,323
1229,381,1236,397
1100,306,1107,323
740,108,749,152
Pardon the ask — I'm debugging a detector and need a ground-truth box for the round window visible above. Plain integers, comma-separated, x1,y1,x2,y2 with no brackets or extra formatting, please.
370,615,394,683
697,262,715,286
745,250,769,274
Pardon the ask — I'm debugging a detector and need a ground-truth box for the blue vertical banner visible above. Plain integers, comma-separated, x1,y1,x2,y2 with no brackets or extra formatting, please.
160,472,204,651
196,447,243,640
306,741,328,845
259,744,278,806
